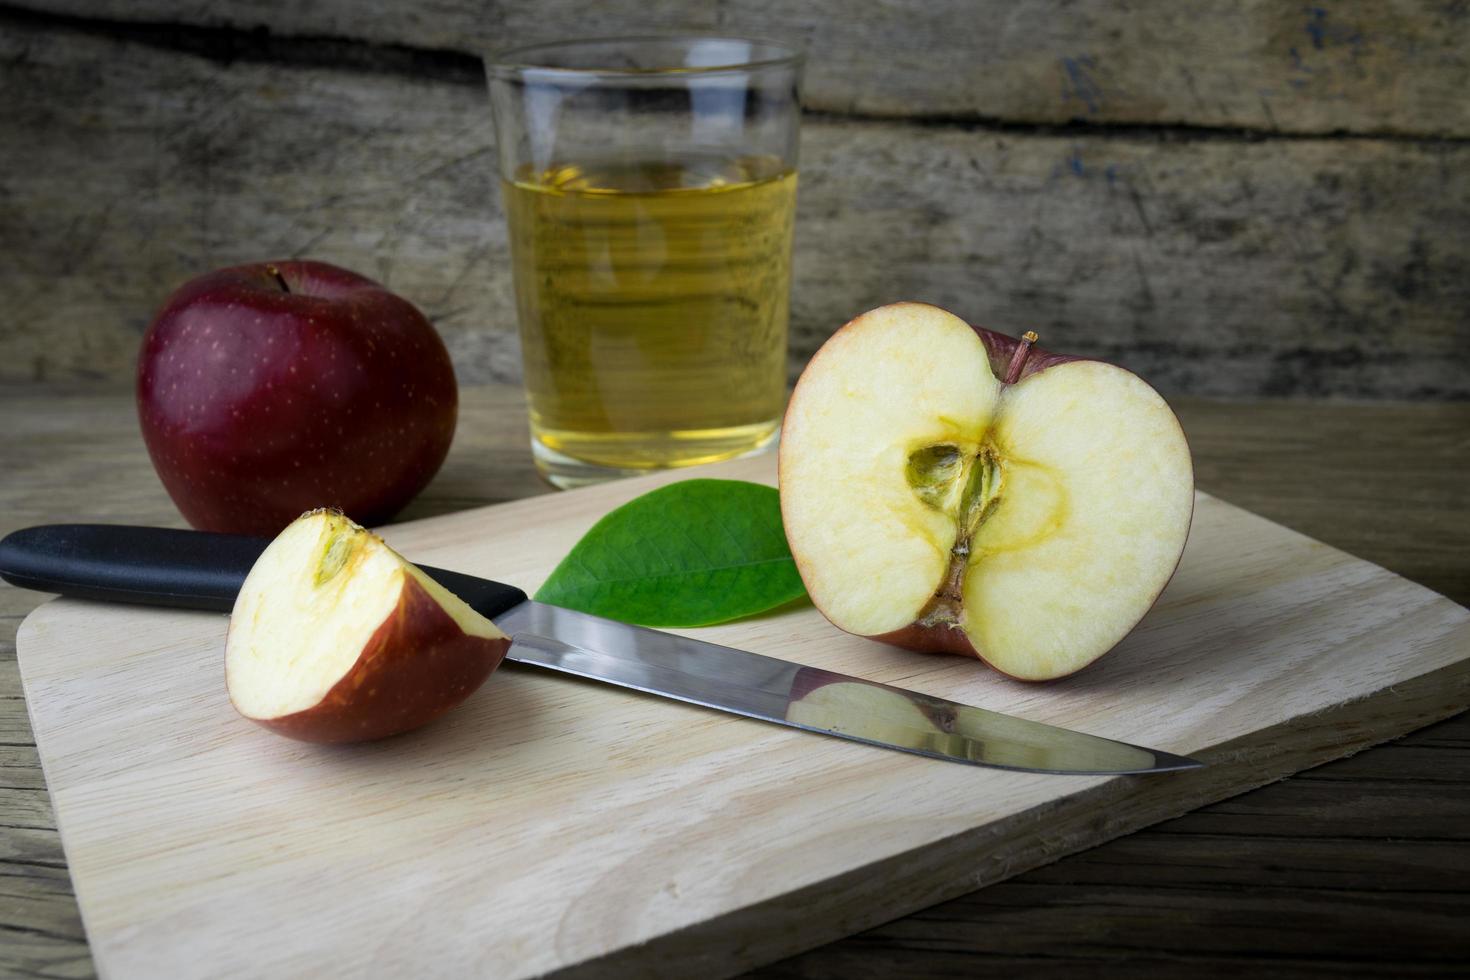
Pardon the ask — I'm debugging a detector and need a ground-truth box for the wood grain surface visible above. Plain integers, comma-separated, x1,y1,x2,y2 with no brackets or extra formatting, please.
15,0,1470,134
2,385,1468,978
2,5,1468,398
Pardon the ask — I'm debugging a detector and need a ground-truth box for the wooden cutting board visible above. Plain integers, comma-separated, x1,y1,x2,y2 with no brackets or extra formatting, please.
16,453,1470,979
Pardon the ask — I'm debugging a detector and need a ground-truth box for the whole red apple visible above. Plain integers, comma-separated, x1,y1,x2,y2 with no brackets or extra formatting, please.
137,261,457,536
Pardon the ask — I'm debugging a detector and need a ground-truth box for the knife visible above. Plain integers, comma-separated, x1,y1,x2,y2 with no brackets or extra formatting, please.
0,524,1200,775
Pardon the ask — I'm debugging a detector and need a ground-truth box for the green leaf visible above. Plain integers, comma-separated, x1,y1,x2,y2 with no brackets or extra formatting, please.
534,479,807,627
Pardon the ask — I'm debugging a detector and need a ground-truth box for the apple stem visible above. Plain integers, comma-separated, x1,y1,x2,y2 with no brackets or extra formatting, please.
266,264,291,294
1003,331,1039,385
916,545,969,630
938,548,967,601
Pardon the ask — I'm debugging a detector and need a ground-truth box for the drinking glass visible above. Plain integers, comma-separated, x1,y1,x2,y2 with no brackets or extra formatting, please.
486,36,803,488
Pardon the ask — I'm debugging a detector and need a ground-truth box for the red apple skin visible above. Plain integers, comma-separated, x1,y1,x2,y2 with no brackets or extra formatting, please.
970,324,1081,385
137,261,457,536
232,573,511,744
871,622,983,660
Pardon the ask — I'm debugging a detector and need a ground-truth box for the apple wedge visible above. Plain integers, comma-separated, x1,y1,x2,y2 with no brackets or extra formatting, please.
779,302,1194,681
226,509,510,742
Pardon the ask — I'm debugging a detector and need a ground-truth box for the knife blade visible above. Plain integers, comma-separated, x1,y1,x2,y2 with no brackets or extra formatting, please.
0,524,1200,775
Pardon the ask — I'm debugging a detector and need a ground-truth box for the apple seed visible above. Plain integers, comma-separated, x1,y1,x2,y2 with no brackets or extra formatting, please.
314,517,366,587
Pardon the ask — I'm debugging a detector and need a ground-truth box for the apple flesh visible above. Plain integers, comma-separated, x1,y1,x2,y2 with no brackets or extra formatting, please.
137,260,458,537
779,302,1194,681
226,509,510,743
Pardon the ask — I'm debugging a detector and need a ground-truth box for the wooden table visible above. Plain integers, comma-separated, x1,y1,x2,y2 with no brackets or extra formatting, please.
3,385,1467,977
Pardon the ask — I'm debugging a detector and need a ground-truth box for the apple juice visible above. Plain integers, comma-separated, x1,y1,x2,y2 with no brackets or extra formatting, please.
504,153,796,479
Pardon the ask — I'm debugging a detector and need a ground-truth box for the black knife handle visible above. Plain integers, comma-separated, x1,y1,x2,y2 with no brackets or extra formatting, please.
0,524,262,612
0,524,528,621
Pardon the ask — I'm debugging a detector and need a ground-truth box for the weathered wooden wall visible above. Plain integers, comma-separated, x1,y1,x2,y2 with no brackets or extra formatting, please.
1,2,1467,398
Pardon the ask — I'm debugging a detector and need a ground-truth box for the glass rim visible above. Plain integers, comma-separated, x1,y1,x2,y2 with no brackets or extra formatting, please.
485,34,805,80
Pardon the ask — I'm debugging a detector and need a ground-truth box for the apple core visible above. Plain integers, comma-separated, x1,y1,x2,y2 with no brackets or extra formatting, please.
315,523,366,586
907,441,1006,632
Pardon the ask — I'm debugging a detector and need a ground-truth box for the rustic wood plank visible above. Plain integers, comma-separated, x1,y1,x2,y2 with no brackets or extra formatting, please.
1,23,1467,398
0,690,40,745
929,885,1467,961
0,385,549,533
991,822,1470,892
753,885,1470,977
0,618,89,978
1292,741,1470,783
0,789,55,832
760,960,1466,979
0,862,91,980
1155,780,1470,840
0,821,68,870
1413,732,1470,749
0,743,49,793
753,726,1470,977
1171,401,1470,605
14,0,1470,136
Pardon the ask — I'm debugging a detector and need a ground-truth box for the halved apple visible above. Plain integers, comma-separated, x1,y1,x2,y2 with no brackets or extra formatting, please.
779,302,1194,681
226,509,510,742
